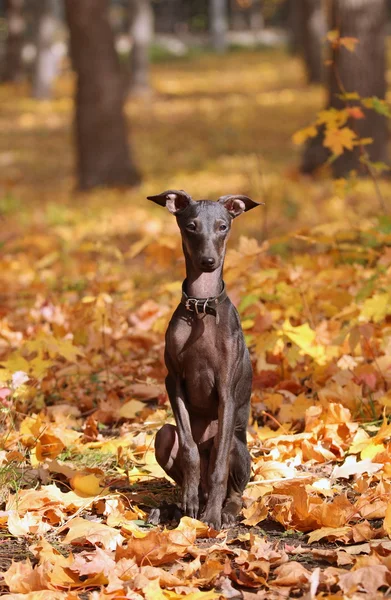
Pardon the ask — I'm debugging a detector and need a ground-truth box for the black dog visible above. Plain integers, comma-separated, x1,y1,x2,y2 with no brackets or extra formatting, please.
148,190,261,529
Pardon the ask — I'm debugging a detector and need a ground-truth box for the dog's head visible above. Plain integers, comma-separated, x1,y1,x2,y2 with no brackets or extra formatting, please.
147,190,262,272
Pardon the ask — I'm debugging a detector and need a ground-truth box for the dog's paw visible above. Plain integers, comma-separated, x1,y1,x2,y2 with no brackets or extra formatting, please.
200,508,222,530
147,507,161,525
221,497,241,529
182,487,199,519
147,503,182,525
221,509,237,529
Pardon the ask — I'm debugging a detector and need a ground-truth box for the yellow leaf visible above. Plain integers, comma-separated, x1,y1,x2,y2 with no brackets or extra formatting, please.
280,320,327,364
359,137,374,146
20,415,44,445
241,319,254,330
326,29,340,44
1,355,30,374
119,399,145,419
316,108,348,129
361,292,389,323
360,443,385,460
70,473,106,497
292,125,317,145
323,127,357,156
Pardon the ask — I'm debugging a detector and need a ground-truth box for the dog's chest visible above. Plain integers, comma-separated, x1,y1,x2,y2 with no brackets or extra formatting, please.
167,311,226,375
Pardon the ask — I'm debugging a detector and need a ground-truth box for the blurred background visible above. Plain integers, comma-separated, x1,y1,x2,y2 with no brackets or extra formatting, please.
0,0,390,243
1,1,391,444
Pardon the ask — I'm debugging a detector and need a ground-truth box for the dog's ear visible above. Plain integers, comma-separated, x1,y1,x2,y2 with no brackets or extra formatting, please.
218,194,262,218
147,190,193,215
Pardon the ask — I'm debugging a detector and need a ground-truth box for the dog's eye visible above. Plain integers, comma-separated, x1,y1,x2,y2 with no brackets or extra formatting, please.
186,223,196,232
219,224,228,232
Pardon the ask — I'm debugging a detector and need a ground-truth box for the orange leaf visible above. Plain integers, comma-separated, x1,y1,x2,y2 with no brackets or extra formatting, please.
346,106,365,120
339,36,359,52
323,127,357,156
384,502,391,538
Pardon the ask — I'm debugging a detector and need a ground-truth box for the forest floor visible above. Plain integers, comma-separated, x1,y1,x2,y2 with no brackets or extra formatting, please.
1,49,391,599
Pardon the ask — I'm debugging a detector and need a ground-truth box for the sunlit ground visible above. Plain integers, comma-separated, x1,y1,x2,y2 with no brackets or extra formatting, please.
0,48,390,275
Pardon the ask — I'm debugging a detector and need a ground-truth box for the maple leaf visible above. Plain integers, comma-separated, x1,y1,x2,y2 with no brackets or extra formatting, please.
273,562,311,585
70,472,106,496
116,518,201,566
3,559,49,594
383,503,391,537
242,501,268,526
307,526,352,544
331,455,382,480
62,517,124,550
316,108,348,128
339,566,389,595
292,125,318,146
323,127,357,156
339,36,359,52
346,106,365,120
360,292,390,323
7,511,52,537
280,320,327,364
70,547,116,578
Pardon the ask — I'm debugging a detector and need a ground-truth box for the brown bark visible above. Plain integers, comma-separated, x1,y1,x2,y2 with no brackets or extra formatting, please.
302,0,388,177
299,0,326,83
288,0,326,82
65,0,140,190
2,0,25,83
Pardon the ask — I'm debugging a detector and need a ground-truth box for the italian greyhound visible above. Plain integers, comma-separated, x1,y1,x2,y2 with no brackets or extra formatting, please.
147,189,261,530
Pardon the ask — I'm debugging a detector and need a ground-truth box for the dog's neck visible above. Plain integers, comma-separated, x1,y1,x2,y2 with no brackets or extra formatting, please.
184,256,224,298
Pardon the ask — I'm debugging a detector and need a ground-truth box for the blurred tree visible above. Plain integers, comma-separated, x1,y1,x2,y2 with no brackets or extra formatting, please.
230,0,264,31
129,0,154,96
210,0,228,52
2,0,25,82
294,0,326,83
65,0,140,190
249,0,264,31
302,0,388,177
32,0,60,99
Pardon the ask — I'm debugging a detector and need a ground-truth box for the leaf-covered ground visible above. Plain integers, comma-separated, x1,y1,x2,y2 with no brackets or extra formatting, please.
1,49,391,599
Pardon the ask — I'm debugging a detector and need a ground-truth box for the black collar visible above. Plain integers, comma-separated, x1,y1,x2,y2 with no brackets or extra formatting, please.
181,280,227,319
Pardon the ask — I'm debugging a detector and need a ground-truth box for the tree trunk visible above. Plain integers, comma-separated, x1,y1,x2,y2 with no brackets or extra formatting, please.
302,0,388,177
287,0,303,54
230,0,246,31
32,0,60,100
2,0,25,83
289,0,326,82
249,0,264,32
129,0,154,96
210,0,228,53
299,0,326,83
64,0,140,190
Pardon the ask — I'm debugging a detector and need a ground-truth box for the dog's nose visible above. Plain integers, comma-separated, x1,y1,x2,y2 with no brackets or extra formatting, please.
201,257,216,268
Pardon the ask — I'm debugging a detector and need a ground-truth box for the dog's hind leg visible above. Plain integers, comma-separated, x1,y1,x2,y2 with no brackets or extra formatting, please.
221,435,251,528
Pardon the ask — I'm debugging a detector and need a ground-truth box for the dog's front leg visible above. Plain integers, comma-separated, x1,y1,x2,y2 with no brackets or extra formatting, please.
168,376,200,519
201,388,236,530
